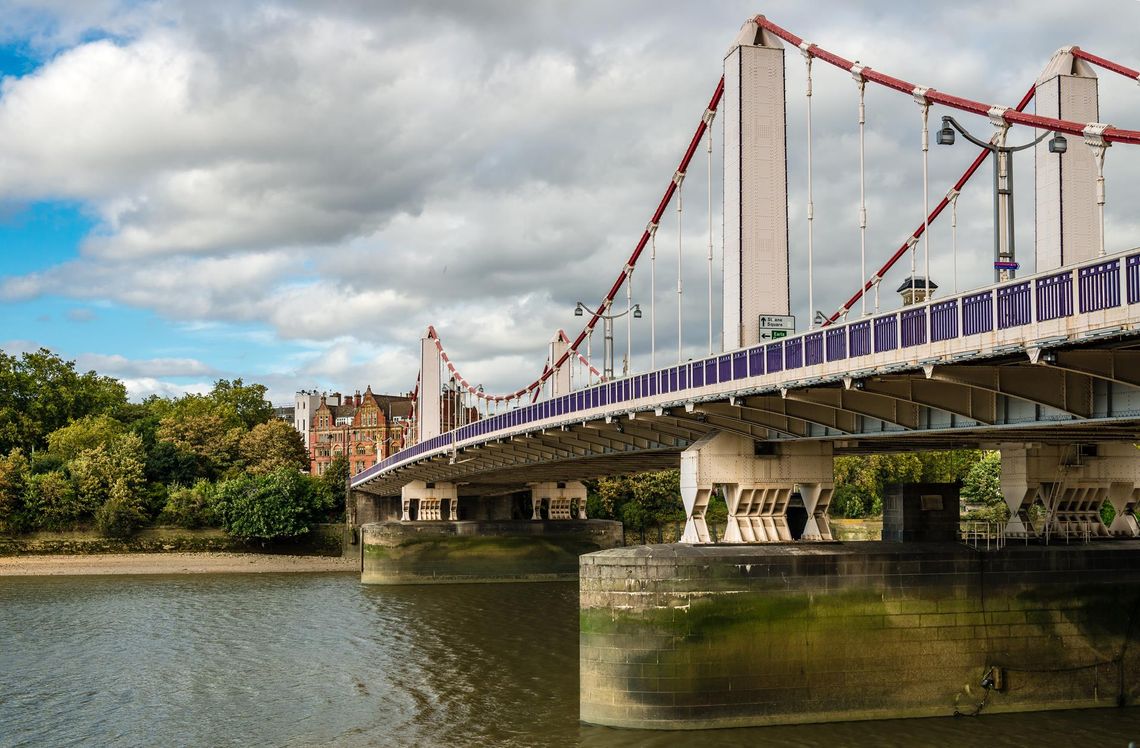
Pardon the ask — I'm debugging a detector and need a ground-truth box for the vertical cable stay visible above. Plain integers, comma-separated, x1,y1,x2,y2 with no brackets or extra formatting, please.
675,169,685,363
626,264,633,376
948,188,959,294
802,42,816,329
913,88,931,307
706,108,715,355
649,222,657,369
853,64,868,317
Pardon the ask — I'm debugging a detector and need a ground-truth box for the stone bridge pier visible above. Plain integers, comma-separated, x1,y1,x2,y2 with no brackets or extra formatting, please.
680,430,833,544
1000,442,1140,540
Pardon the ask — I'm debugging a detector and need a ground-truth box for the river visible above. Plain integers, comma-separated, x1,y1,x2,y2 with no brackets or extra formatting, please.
2,573,1139,747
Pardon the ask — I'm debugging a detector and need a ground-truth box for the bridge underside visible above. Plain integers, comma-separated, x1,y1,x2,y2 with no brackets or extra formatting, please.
354,342,1140,497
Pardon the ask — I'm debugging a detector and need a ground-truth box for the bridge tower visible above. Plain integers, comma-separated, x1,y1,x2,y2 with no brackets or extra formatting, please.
1035,48,1100,271
418,334,442,442
722,18,790,350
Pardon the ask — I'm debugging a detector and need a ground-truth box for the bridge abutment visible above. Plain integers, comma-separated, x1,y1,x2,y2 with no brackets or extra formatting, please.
580,542,1140,729
681,431,833,544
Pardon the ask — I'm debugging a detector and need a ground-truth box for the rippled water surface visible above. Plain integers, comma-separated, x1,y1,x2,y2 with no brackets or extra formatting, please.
2,573,1140,747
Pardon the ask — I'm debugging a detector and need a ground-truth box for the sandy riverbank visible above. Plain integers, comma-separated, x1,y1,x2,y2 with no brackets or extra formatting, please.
0,552,359,576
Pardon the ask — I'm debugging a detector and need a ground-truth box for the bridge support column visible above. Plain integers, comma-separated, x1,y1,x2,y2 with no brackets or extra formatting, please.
529,481,588,521
400,480,458,522
1000,443,1139,540
680,431,833,544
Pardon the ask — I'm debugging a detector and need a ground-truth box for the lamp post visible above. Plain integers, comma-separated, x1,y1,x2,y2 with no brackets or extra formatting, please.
575,300,642,380
936,115,1064,282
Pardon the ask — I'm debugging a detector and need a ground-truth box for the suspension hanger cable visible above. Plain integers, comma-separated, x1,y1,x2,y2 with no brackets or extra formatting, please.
649,221,657,369
853,63,868,317
626,264,633,376
675,169,685,363
913,88,931,305
802,42,816,329
949,188,959,294
705,107,716,354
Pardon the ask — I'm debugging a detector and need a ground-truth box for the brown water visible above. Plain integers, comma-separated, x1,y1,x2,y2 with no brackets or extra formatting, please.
1,574,1138,747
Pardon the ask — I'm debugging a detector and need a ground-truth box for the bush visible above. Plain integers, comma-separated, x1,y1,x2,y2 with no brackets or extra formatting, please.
95,479,147,538
212,468,333,541
160,481,217,529
25,471,83,530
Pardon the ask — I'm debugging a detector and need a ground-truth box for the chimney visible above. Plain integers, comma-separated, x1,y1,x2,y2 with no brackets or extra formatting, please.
355,390,362,407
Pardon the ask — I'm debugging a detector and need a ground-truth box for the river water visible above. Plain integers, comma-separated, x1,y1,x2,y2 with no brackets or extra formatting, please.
2,573,1139,747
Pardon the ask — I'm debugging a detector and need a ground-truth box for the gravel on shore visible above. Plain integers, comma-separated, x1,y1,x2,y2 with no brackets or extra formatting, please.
0,552,359,577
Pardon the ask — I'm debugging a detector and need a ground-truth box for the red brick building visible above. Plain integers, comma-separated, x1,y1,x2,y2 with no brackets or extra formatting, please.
309,386,413,477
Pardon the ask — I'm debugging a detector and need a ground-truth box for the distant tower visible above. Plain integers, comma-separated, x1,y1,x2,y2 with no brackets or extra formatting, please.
294,390,322,451
1035,48,1099,271
722,18,790,350
897,276,938,306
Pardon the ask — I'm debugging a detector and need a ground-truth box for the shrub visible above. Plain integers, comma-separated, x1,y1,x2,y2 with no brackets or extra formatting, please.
212,468,332,541
25,471,83,530
95,479,147,538
161,481,217,529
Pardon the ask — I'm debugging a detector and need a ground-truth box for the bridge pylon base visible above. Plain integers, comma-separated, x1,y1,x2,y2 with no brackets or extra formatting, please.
1000,443,1140,541
400,480,458,522
527,481,588,521
680,430,833,544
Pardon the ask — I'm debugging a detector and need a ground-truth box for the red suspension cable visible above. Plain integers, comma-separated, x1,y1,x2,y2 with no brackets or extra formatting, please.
1072,47,1140,82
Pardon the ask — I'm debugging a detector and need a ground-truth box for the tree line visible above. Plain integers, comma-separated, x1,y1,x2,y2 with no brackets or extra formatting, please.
0,348,348,540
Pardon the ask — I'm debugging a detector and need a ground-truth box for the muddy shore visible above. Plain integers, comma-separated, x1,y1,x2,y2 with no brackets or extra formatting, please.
0,552,359,576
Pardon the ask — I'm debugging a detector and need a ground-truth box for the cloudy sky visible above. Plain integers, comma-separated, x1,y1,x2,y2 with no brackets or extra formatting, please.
1,0,1138,404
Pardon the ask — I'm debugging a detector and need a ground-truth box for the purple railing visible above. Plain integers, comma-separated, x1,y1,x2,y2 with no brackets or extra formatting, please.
930,299,959,342
766,342,783,373
1078,259,1120,313
997,281,1031,329
962,291,993,335
804,332,824,366
874,314,897,352
825,327,847,361
849,320,871,357
1130,255,1140,305
900,307,927,347
1036,271,1073,321
359,250,1140,482
785,337,803,369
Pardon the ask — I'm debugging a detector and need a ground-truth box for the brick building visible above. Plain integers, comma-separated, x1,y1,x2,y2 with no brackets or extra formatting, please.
309,386,413,477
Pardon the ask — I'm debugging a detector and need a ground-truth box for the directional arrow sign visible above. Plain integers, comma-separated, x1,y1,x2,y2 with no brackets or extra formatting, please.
759,314,795,330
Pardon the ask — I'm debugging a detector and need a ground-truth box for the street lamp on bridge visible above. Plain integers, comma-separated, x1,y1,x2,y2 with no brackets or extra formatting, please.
936,114,1065,282
575,300,642,380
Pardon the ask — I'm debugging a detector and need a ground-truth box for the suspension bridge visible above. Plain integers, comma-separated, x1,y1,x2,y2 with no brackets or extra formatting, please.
351,14,1140,547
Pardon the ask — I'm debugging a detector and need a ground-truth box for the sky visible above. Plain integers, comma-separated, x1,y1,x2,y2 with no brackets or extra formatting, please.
0,0,1138,405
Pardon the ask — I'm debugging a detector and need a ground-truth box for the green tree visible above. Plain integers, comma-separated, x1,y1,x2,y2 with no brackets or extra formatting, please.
0,348,127,454
0,448,31,533
212,468,332,541
209,378,273,431
320,454,350,521
46,414,125,462
156,410,242,480
68,433,148,518
95,478,147,538
160,480,217,529
241,419,308,474
24,471,82,530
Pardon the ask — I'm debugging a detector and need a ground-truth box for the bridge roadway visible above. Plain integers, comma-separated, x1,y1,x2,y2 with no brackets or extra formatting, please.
352,248,1140,498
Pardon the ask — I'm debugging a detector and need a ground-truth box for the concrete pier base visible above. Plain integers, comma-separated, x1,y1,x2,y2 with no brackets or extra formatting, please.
361,519,622,585
580,542,1140,729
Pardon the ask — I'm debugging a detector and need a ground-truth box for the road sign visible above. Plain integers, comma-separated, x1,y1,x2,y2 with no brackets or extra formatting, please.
993,261,1020,270
759,314,795,330
758,314,794,343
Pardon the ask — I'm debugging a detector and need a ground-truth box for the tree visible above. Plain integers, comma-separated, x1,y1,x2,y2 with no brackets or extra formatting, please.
589,470,682,531
320,454,350,520
156,410,242,480
0,449,31,533
0,348,126,454
24,471,82,530
95,478,147,538
68,433,148,518
160,480,217,529
241,419,308,474
212,468,332,541
47,414,126,462
209,379,273,431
